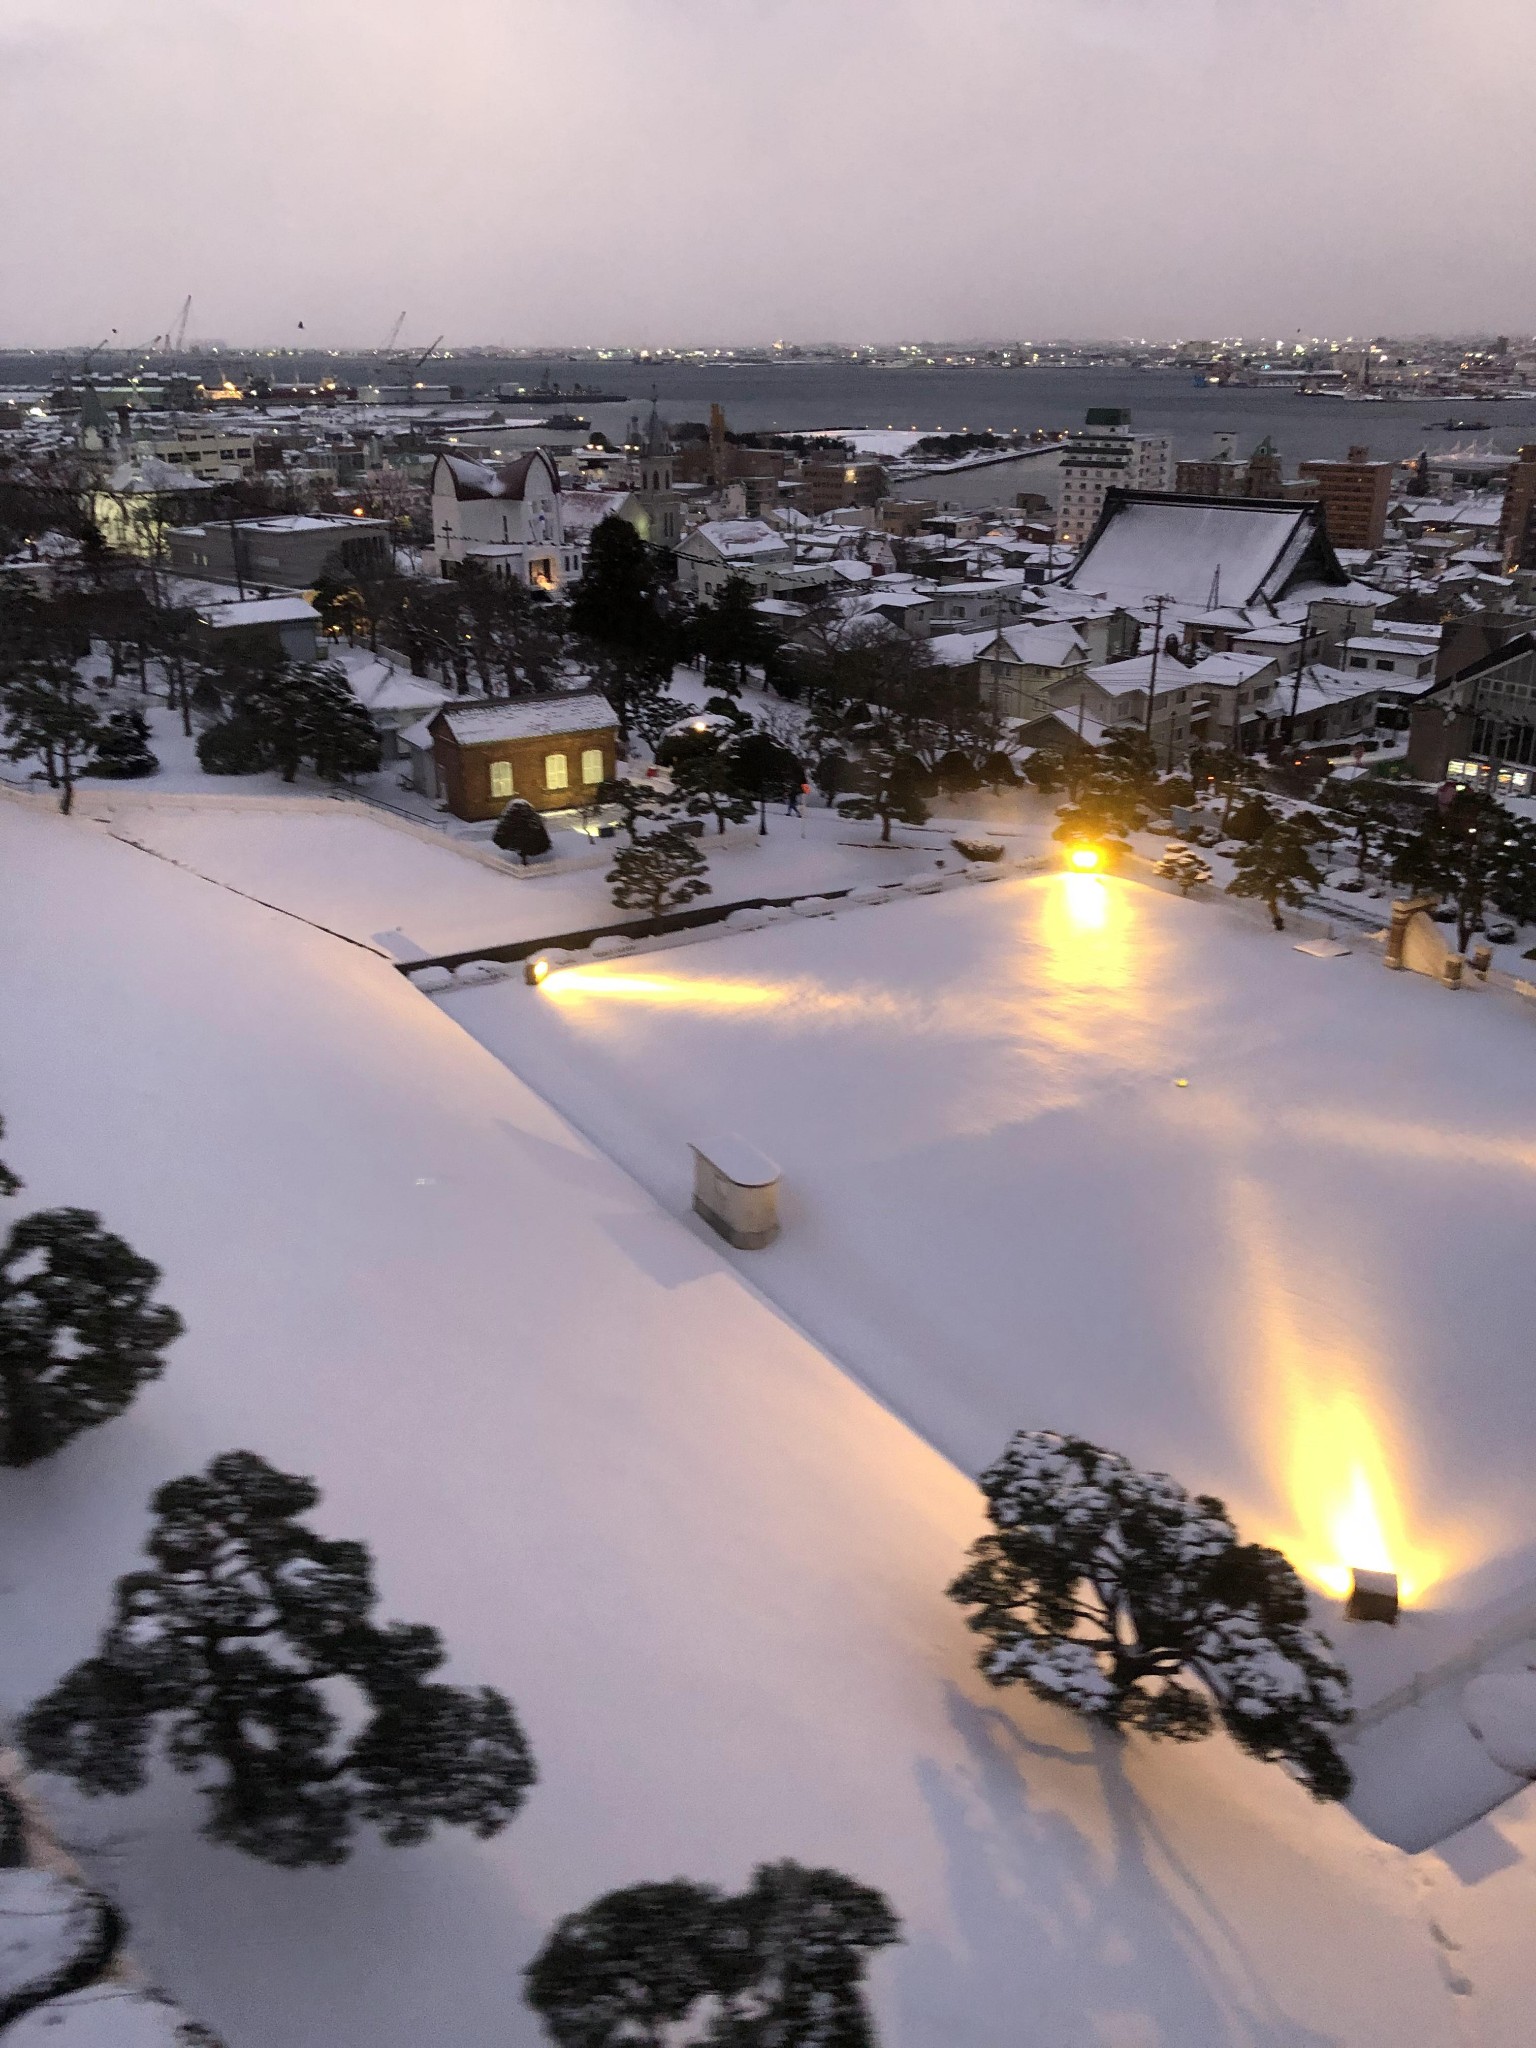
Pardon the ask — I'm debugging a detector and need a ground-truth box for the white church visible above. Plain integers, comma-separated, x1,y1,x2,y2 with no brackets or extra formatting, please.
429,449,582,589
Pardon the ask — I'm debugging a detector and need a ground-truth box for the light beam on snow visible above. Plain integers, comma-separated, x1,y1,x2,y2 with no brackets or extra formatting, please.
1224,1175,1453,1606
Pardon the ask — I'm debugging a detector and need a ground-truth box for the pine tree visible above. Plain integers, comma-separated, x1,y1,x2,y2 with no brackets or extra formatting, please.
199,664,381,784
607,827,711,920
524,1880,724,2046
713,1861,901,2047
1226,820,1322,930
835,743,927,844
673,746,754,834
0,1207,182,1467
22,1451,535,1867
693,574,773,696
949,1429,1352,1800
594,774,677,844
89,707,158,780
524,1862,900,2048
728,728,804,836
1389,788,1536,952
1152,845,1213,895
494,798,553,864
1226,791,1278,844
1,660,107,815
0,1113,19,1201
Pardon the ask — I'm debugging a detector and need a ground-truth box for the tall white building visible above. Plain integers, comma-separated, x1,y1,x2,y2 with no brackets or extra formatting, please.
1056,409,1174,548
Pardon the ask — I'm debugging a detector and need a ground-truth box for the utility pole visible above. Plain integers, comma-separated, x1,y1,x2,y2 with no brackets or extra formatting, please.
1143,594,1167,743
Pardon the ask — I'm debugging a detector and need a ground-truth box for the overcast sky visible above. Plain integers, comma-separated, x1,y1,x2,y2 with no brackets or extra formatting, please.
1,0,1530,348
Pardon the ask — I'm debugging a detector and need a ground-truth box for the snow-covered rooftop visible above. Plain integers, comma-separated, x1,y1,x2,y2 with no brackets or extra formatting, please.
1066,496,1341,607
196,596,318,630
431,691,618,746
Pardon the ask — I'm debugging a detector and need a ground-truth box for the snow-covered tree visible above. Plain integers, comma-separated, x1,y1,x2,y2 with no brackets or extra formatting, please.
524,1879,723,2045
0,1112,19,1199
836,743,927,844
1390,789,1536,952
199,664,380,784
89,706,158,780
1226,820,1323,930
524,1861,900,2048
1,660,107,815
594,773,676,844
672,746,754,835
948,1429,1353,1801
1152,845,1213,895
714,1860,901,2047
0,1207,183,1467
607,826,711,921
493,798,553,864
22,1450,536,1868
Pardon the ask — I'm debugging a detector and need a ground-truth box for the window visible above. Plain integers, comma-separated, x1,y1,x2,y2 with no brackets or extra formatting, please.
1375,658,1394,671
580,748,605,784
544,753,569,791
489,760,514,799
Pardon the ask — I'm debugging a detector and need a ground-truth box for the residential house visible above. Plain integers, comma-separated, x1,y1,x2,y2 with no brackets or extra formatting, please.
676,519,793,598
976,622,1091,719
1038,647,1281,763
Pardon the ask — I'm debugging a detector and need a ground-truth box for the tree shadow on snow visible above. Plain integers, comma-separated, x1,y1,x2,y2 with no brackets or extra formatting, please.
889,1683,1339,2048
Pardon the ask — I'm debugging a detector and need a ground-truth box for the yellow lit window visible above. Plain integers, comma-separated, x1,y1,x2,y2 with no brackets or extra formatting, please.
489,760,514,798
580,748,604,784
544,753,570,791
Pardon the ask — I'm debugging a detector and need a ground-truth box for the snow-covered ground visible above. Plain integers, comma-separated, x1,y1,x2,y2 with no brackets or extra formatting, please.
79,794,1037,958
7,792,1536,2044
443,867,1536,1829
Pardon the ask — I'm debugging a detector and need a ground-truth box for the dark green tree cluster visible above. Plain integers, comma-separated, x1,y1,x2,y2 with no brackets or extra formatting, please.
23,1450,536,1868
197,661,381,784
1388,787,1536,950
0,1115,182,1467
525,1860,901,2048
949,1429,1353,1801
1225,819,1323,929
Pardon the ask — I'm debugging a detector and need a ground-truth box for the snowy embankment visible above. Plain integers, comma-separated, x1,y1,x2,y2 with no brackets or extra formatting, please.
2,795,1534,2046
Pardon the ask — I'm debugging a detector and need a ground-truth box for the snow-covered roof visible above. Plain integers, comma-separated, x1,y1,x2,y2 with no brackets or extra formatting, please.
559,489,633,534
430,691,618,746
683,519,792,561
985,621,1088,668
433,450,559,502
926,628,997,667
197,596,318,629
1065,495,1343,607
345,659,447,717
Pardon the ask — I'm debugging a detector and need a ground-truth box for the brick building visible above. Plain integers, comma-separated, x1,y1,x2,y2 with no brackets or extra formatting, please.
409,693,619,821
1296,445,1393,550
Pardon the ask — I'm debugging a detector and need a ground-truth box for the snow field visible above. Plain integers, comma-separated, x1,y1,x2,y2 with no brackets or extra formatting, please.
4,797,1536,2045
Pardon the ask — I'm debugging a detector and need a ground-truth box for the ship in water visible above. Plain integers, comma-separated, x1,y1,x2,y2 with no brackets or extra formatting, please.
494,367,627,404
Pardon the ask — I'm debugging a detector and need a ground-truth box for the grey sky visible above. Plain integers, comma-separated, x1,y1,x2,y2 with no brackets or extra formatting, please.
1,0,1529,347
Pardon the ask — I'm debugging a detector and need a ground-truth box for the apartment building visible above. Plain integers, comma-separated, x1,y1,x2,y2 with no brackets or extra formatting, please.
1296,444,1393,550
1056,410,1174,547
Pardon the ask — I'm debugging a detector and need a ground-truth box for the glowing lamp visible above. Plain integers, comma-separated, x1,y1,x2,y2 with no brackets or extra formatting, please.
1345,1569,1400,1625
524,956,551,987
1067,844,1101,873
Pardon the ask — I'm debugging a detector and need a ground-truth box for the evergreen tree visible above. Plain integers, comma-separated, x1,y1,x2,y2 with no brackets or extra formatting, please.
0,1113,20,1200
524,1879,723,2047
949,1429,1352,1800
607,827,711,921
1152,845,1213,895
1226,791,1278,844
524,1862,900,2048
199,664,380,784
594,774,677,844
22,1450,535,1867
571,520,677,735
836,742,928,844
1389,788,1536,952
1326,778,1404,882
0,1208,183,1466
1226,819,1323,930
89,707,158,780
196,713,270,776
673,746,754,834
693,574,773,696
494,798,553,864
713,1861,901,2047
1,660,107,815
